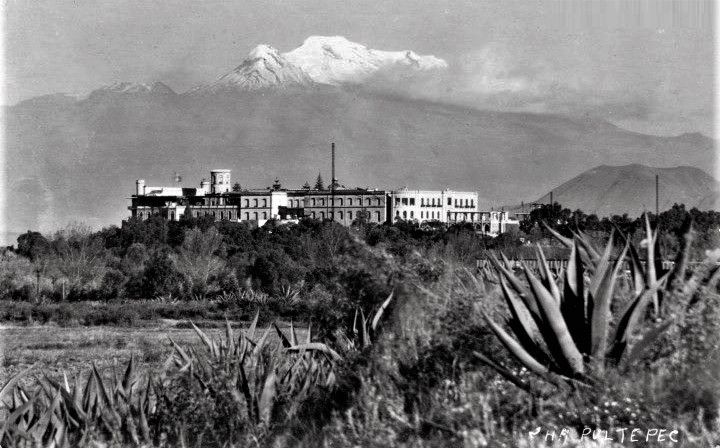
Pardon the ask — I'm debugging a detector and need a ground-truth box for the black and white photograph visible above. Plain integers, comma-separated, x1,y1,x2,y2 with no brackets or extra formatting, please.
0,1,718,446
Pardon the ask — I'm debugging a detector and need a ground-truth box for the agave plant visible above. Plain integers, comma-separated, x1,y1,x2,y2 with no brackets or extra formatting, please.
0,356,153,448
478,230,673,390
351,292,395,349
1,312,342,447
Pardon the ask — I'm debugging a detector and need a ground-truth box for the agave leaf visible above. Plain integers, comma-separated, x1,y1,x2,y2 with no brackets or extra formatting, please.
286,343,343,362
273,322,292,348
472,351,535,394
191,322,219,359
122,355,136,396
524,264,585,375
479,309,551,377
571,230,602,264
535,244,560,303
489,252,538,316
289,320,298,347
0,363,35,402
626,243,646,296
306,322,312,344
561,240,592,355
91,363,114,409
252,325,272,358
607,274,669,364
624,320,673,367
258,368,277,427
247,309,260,341
371,291,394,332
542,222,574,248
225,320,235,356
589,232,614,297
644,213,658,286
499,276,540,339
589,243,628,364
360,308,371,348
668,221,693,290
0,391,39,442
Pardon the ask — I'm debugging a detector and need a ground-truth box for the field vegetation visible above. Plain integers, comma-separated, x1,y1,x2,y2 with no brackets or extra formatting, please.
1,202,719,447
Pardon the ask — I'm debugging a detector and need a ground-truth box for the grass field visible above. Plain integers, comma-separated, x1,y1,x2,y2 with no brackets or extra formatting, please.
0,320,305,388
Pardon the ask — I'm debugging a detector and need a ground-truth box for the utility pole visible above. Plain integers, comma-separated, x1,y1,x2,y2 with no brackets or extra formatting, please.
331,142,336,221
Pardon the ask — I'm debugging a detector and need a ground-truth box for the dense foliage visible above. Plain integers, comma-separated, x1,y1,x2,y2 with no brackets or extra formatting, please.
1,203,719,447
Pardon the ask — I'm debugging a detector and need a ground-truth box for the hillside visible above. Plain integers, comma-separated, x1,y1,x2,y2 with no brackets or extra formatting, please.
535,164,720,217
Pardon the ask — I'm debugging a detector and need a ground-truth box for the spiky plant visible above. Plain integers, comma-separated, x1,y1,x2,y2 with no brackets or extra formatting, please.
478,230,674,389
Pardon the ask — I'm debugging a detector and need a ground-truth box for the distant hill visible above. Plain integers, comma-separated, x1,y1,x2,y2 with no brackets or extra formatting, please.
535,164,720,217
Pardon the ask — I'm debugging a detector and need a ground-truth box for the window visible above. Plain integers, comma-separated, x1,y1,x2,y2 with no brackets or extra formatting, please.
311,198,316,206
320,199,325,206
410,211,414,218
409,198,415,205
403,211,407,219
375,211,381,222
395,198,400,205
170,212,175,221
348,211,353,220
396,210,400,216
420,211,424,219
220,211,225,220
245,212,250,220
338,198,343,206
421,198,424,206
348,198,353,206
253,212,258,221
471,200,474,208
339,211,343,219
320,212,325,219
263,199,267,207
311,212,315,219
244,199,249,207
376,198,381,205
366,198,371,206
253,199,258,207
448,198,452,206
229,212,233,220
262,212,267,219
401,198,408,205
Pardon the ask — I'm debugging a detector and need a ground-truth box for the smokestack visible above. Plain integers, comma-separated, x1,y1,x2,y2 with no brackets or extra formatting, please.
331,142,335,221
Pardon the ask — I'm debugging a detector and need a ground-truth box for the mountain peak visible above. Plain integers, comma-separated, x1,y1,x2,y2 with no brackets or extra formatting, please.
187,36,448,94
284,35,447,85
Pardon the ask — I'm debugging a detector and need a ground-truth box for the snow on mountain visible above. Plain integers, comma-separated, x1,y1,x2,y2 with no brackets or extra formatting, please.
190,36,448,93
191,44,315,93
284,36,447,85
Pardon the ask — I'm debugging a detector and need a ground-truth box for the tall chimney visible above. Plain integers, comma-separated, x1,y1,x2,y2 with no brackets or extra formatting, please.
331,142,335,221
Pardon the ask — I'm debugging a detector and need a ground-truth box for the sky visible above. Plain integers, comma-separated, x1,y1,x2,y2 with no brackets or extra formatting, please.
2,0,716,137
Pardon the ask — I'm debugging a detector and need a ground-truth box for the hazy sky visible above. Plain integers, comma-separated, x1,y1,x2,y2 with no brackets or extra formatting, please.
3,0,715,136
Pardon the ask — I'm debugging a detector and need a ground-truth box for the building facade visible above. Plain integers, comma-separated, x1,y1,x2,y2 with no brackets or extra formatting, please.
128,169,516,235
129,170,388,227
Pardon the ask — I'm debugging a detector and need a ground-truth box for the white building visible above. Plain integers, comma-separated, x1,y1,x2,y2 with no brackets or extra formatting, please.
389,188,478,223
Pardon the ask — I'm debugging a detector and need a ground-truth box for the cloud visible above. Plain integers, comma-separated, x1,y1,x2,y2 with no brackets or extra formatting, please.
361,42,660,130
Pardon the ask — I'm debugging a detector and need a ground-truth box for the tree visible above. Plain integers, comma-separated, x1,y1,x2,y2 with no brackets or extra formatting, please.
314,173,325,190
174,227,226,299
232,182,242,192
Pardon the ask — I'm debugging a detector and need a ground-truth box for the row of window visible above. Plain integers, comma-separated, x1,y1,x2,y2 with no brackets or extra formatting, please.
193,210,236,220
297,197,382,208
308,210,382,221
242,198,268,208
394,197,476,208
395,210,443,220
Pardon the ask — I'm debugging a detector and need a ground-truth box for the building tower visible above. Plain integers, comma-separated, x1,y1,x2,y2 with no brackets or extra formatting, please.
135,179,146,196
210,169,231,194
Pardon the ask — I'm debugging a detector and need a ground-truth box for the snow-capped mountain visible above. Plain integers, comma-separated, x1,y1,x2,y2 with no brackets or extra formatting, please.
191,36,447,93
192,45,316,93
284,36,447,85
